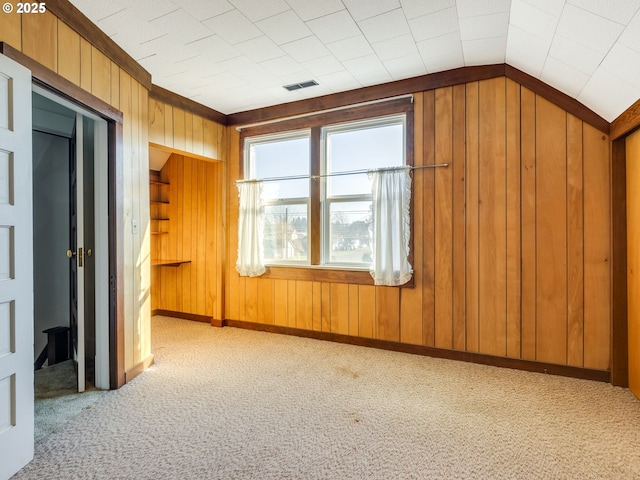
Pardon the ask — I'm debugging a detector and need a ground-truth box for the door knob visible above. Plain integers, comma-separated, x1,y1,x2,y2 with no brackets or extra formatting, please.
66,249,76,258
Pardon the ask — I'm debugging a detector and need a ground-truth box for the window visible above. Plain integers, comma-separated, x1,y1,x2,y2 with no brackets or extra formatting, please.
241,99,413,274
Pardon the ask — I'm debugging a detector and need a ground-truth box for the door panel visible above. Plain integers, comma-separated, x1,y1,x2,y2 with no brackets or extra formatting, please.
0,54,34,479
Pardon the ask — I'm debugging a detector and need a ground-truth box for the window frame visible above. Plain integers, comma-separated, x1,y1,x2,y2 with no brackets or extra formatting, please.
239,97,414,286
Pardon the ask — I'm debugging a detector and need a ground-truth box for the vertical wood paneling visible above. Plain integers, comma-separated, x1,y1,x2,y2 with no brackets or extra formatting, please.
452,84,466,351
22,11,57,72
434,87,453,349
465,82,480,353
173,108,186,152
257,278,274,325
90,47,111,104
274,279,288,326
348,284,359,337
505,79,521,358
567,115,584,367
57,21,81,86
0,7,22,49
400,92,423,345
422,91,436,347
583,125,611,370
376,287,399,341
321,283,331,332
627,129,640,396
331,283,349,334
535,96,567,365
149,99,165,145
520,87,537,361
110,62,120,110
478,78,507,357
79,38,91,92
192,115,204,156
359,286,375,338
312,282,322,331
296,281,313,330
287,280,296,327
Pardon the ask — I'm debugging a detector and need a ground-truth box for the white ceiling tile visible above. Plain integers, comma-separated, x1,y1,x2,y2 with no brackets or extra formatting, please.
359,9,412,44
127,0,179,22
281,36,331,63
540,56,590,97
556,4,624,54
256,10,313,45
578,68,640,121
68,0,127,21
619,11,640,53
417,33,464,72
228,0,290,22
196,71,248,90
462,37,507,65
286,0,346,21
316,70,362,91
186,35,242,63
457,0,511,18
177,0,235,20
522,0,565,17
234,36,285,62
150,10,214,44
399,0,455,20
601,43,640,89
383,53,427,80
260,56,307,77
372,34,419,61
351,69,394,86
326,36,375,61
509,0,559,42
342,54,387,75
459,13,509,41
302,56,346,77
306,10,361,44
97,11,164,42
409,7,460,42
342,0,401,21
548,34,604,75
567,0,640,25
133,35,198,64
203,10,262,44
173,56,222,79
505,25,548,76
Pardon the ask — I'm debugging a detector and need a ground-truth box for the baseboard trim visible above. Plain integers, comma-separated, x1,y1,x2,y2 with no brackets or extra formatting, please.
125,354,155,384
152,309,213,324
223,319,611,383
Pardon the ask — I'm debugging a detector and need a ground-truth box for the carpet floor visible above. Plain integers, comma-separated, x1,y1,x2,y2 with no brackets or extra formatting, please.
13,315,640,479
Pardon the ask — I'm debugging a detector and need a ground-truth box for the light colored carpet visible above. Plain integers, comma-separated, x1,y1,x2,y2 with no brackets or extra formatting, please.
13,315,640,479
34,360,108,443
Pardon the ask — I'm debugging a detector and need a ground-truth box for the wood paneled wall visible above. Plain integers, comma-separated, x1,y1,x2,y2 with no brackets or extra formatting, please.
225,77,612,371
627,128,640,397
149,97,224,161
151,154,224,321
0,10,151,373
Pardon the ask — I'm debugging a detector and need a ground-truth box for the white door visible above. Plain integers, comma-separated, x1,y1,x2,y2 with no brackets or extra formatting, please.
0,55,34,478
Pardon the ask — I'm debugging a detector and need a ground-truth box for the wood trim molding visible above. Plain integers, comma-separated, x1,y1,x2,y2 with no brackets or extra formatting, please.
152,309,215,324
611,97,640,140
45,0,152,90
611,138,629,387
224,320,611,383
124,354,155,383
150,84,227,125
0,42,123,123
228,64,610,135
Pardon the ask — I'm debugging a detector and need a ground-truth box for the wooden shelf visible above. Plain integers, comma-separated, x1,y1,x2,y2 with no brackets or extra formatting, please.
151,200,170,205
152,259,191,267
151,231,168,235
150,180,170,186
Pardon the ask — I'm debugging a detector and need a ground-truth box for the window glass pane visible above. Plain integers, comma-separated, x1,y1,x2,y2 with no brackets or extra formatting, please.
328,201,372,265
264,204,308,262
250,136,309,200
327,122,403,197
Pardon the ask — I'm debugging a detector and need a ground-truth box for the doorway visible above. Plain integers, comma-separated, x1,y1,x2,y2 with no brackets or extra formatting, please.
31,88,110,393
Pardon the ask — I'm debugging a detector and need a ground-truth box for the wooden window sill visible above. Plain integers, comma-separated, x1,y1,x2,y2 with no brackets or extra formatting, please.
261,265,414,288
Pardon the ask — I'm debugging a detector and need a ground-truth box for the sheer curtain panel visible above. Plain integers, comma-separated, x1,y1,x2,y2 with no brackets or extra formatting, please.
369,167,412,286
236,181,266,277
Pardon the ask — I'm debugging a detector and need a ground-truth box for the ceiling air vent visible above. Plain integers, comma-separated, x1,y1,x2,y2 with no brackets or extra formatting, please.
283,80,319,91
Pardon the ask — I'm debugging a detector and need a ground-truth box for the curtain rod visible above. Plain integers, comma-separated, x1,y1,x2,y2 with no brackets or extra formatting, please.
235,163,449,184
235,94,414,131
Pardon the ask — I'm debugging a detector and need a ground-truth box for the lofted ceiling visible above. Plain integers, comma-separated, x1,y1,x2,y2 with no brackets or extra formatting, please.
69,0,640,122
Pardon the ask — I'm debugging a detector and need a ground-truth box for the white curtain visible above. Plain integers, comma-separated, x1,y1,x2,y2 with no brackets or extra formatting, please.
236,181,265,277
369,167,412,286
